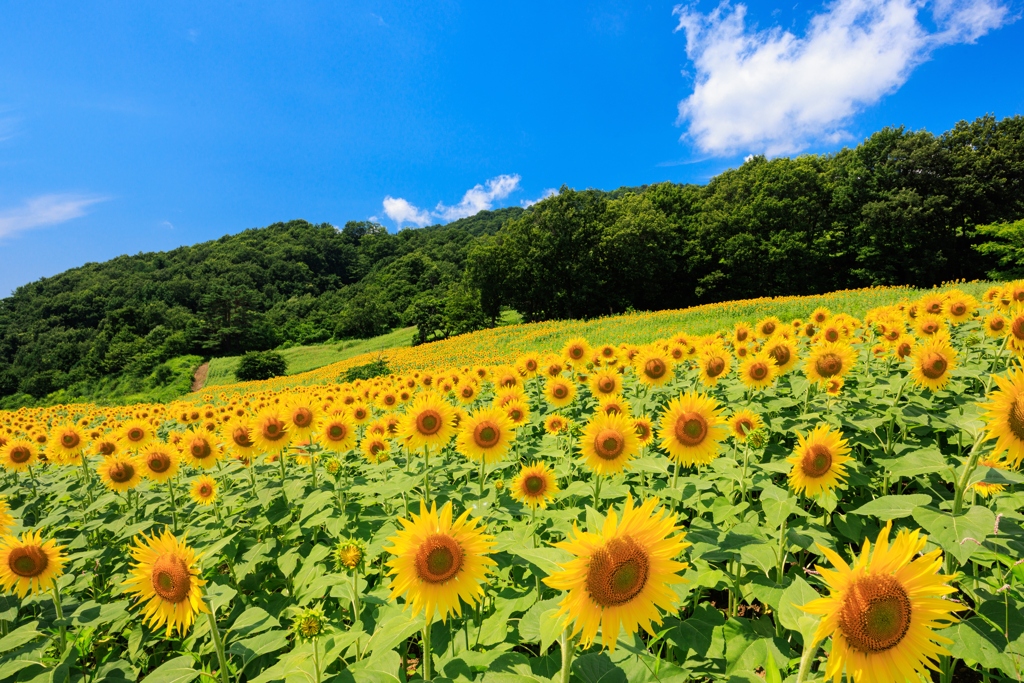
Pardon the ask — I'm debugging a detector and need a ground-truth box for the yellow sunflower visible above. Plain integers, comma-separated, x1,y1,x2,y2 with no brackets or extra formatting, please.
50,423,86,462
0,530,66,597
0,498,13,536
909,337,958,392
189,475,218,506
400,392,456,452
632,347,674,387
729,409,763,442
597,395,630,418
563,338,592,366
544,496,690,650
981,367,1024,467
915,314,947,338
124,529,207,636
810,307,831,325
738,350,779,390
1,440,38,472
97,454,143,492
755,316,783,338
657,392,727,467
543,377,577,408
456,407,515,465
251,408,294,454
805,342,857,386
181,427,224,469
118,419,155,451
221,417,257,461
800,522,960,683
579,412,641,476
589,370,622,399
763,335,799,374
697,348,732,386
733,322,753,344
504,399,530,428
92,436,120,458
786,424,853,497
456,381,480,405
510,462,559,509
317,413,357,453
943,292,976,323
633,417,654,445
137,446,180,483
544,415,570,435
384,500,496,622
984,312,1007,338
361,436,391,464
972,458,1008,498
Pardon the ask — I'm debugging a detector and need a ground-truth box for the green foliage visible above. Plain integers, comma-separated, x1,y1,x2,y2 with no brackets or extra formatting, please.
235,351,288,382
974,219,1024,279
340,357,390,382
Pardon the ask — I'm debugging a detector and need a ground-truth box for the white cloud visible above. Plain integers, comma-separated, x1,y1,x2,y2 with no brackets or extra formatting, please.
674,0,1011,156
521,188,558,207
434,174,521,221
382,195,432,227
0,194,109,239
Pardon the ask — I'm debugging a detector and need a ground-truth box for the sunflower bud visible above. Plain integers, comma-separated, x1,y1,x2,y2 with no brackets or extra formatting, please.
334,539,367,572
746,427,769,449
293,604,327,641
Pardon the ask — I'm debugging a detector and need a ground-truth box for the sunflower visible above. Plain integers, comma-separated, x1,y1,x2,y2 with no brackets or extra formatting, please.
909,337,958,392
181,427,223,469
892,334,915,362
1008,307,1024,354
972,458,1008,498
335,538,367,571
1,440,38,472
919,292,946,316
657,392,726,467
805,342,857,386
800,522,960,683
984,312,1007,338
825,376,845,396
697,348,732,386
738,350,779,390
456,407,515,465
544,496,689,650
544,377,577,408
786,424,852,497
92,436,120,458
589,370,622,399
361,436,391,464
732,322,752,344
189,475,218,506
221,418,257,460
915,314,946,338
563,338,592,366
285,399,320,440
943,292,976,323
0,498,12,536
729,409,763,442
456,381,480,405
97,454,143,492
763,336,799,374
251,408,293,454
137,446,180,483
810,307,831,325
510,462,559,509
0,530,66,597
632,348,674,387
400,393,456,453
50,423,86,461
118,419,155,451
633,417,654,445
981,367,1024,467
124,529,207,636
598,395,630,418
504,399,530,427
755,316,783,338
384,500,496,622
349,402,373,425
544,415,570,435
579,412,641,476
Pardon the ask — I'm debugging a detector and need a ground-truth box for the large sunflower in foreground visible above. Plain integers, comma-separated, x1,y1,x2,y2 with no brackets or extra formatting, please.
909,337,958,392
657,392,726,467
579,412,640,476
384,500,495,622
510,462,559,509
786,424,852,497
456,407,515,464
124,529,207,636
800,522,960,683
805,342,857,386
0,530,66,597
544,496,690,650
400,392,456,452
981,367,1024,468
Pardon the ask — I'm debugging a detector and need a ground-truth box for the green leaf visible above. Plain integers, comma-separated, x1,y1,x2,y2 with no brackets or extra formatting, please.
227,630,290,674
0,622,41,654
229,607,280,639
777,576,820,641
875,447,950,479
141,655,199,683
539,610,563,656
508,547,573,578
912,505,995,564
518,598,561,643
849,494,932,520
572,652,627,683
670,604,724,660
365,606,424,655
344,649,402,683
764,650,783,683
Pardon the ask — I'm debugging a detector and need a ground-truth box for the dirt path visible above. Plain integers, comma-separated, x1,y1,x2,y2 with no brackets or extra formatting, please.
191,362,209,392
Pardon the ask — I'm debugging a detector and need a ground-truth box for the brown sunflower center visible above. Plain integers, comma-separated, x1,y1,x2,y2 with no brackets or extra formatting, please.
734,418,753,437
950,302,966,316
127,427,146,443
597,377,616,394
585,536,650,607
9,446,32,464
151,554,192,603
552,384,568,399
815,352,843,378
189,438,213,460
261,417,287,442
146,450,172,473
414,534,463,584
509,408,524,422
232,427,253,448
838,574,912,653
461,386,475,398
594,429,625,460
1012,316,1024,341
990,317,1005,331
705,356,726,378
473,422,501,449
644,358,667,379
920,352,948,380
801,444,833,477
109,461,136,483
1006,396,1024,441
674,412,708,446
416,410,443,436
60,432,80,449
292,407,313,428
897,342,912,359
761,322,776,335
384,395,396,406
736,329,748,342
824,328,840,342
198,483,213,497
748,362,769,381
328,424,347,441
524,474,546,495
8,545,48,577
569,346,585,360
768,345,791,367
353,407,368,420
98,441,117,456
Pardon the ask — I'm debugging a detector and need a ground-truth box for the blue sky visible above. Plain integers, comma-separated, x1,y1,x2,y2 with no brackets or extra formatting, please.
0,0,1020,295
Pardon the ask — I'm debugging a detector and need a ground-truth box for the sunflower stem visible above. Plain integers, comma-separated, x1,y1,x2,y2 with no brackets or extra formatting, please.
277,450,290,509
671,462,679,489
51,585,66,654
313,637,322,683
558,627,574,683
478,459,486,497
592,474,602,506
166,480,179,534
422,613,433,681
423,446,431,504
206,608,231,683
952,431,986,517
351,566,362,654
794,633,819,683
310,447,318,490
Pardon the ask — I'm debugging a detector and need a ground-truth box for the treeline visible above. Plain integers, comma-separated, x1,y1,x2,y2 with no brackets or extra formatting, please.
2,113,1023,405
469,114,1024,321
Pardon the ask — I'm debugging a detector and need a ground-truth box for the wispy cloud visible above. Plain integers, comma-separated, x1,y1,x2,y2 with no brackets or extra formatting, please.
0,194,110,239
382,174,523,228
674,0,1012,156
521,188,558,207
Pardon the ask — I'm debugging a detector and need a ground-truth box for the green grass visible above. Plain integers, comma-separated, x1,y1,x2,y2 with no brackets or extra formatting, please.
202,327,418,389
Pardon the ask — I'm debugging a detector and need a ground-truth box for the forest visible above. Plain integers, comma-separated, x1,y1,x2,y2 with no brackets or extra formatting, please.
1,113,1022,406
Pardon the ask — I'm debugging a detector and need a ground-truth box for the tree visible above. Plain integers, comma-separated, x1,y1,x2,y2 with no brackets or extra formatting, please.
974,219,1024,279
235,351,288,382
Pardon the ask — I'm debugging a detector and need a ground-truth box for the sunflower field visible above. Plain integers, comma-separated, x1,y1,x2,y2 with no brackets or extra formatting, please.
1,283,1023,683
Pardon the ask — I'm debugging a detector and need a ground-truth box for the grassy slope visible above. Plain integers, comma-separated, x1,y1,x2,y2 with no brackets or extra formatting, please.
197,282,990,398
